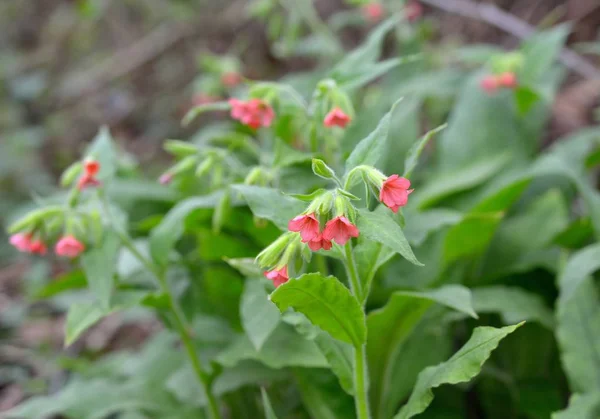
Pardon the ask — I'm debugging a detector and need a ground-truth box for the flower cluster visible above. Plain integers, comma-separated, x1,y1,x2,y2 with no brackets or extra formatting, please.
229,98,275,129
77,159,101,191
10,232,86,259
324,107,351,128
480,72,518,94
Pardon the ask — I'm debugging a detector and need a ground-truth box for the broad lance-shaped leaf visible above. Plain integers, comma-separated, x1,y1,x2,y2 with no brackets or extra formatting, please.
232,185,306,231
86,126,117,182
345,98,403,173
81,230,120,312
403,124,447,179
241,280,280,351
270,273,366,346
557,243,600,302
294,369,356,419
314,333,354,395
357,207,422,266
149,192,223,265
552,393,600,419
394,323,524,419
367,286,477,418
556,277,600,393
261,388,279,419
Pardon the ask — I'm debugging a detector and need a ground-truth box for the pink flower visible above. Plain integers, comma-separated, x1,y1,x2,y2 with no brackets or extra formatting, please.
29,240,47,255
405,1,423,22
322,216,359,245
265,265,289,287
229,98,275,129
159,173,173,185
84,159,100,177
480,75,499,94
307,234,333,252
221,72,242,87
362,3,384,22
324,108,351,128
288,213,320,242
379,174,413,213
77,159,101,191
498,72,517,88
55,235,85,258
10,233,33,252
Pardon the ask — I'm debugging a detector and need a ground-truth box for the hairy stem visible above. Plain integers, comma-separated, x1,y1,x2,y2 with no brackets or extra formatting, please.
98,192,221,419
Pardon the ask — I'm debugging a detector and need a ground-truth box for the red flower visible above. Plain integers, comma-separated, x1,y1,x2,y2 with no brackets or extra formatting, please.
480,75,499,94
405,1,423,22
10,233,32,252
322,216,359,245
379,174,413,213
229,98,275,129
265,265,289,287
84,159,100,177
221,72,242,87
362,3,384,22
324,108,351,128
307,234,333,251
498,72,517,88
288,213,320,242
29,239,47,255
77,159,101,191
55,235,85,258
159,173,173,185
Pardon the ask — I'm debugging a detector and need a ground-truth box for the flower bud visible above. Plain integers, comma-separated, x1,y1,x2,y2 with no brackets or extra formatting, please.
195,156,215,178
164,140,199,157
256,232,296,269
212,191,231,234
60,162,83,188
311,158,337,180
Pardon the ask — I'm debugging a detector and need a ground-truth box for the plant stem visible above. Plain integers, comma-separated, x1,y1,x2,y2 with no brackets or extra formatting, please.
98,192,221,419
344,243,371,419
353,344,371,419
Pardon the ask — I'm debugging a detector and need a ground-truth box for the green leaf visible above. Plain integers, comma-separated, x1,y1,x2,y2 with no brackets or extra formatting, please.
368,286,477,419
514,86,540,116
556,277,600,393
357,207,422,266
403,124,447,179
472,286,554,329
182,101,230,126
403,208,462,247
261,388,279,419
241,280,280,351
520,25,570,85
558,243,600,302
355,240,396,292
443,212,504,264
314,332,354,395
552,393,600,419
416,153,511,209
232,185,306,231
81,230,120,311
273,138,313,167
294,369,356,419
340,57,418,91
345,98,403,173
85,126,117,182
149,192,223,265
393,323,524,419
217,323,328,369
270,273,366,346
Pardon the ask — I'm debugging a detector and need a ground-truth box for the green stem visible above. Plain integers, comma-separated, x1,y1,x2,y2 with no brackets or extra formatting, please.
98,192,221,419
353,344,371,419
343,243,371,419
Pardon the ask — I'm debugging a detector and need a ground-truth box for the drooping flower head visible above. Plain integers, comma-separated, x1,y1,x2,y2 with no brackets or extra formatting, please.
405,1,423,22
265,265,289,288
498,72,517,88
77,159,102,191
29,239,47,255
288,213,320,243
10,233,33,253
221,72,243,87
480,75,499,94
379,174,413,213
307,234,333,252
322,216,359,246
324,108,351,128
229,98,275,129
362,2,384,23
55,235,85,258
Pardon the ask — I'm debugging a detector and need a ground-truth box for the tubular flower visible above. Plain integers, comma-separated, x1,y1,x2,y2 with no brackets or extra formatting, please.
29,239,48,255
265,265,289,288
307,234,333,251
498,72,517,88
405,1,423,22
55,235,85,258
362,3,384,22
10,233,33,253
324,107,351,128
480,75,499,94
159,173,173,185
229,98,275,129
288,213,320,243
77,159,101,190
322,216,359,245
379,174,413,213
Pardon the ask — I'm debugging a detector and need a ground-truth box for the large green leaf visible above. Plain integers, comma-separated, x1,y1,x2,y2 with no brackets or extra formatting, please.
357,207,421,266
81,230,120,311
294,369,356,419
552,393,600,419
217,323,328,369
443,212,503,265
314,332,354,395
393,323,523,419
270,273,366,346
556,277,600,393
149,192,223,265
231,185,306,231
520,25,570,85
241,280,280,351
558,243,600,302
472,286,554,329
261,388,279,419
367,286,477,418
403,124,447,179
345,99,403,173
403,208,462,247
85,126,118,182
